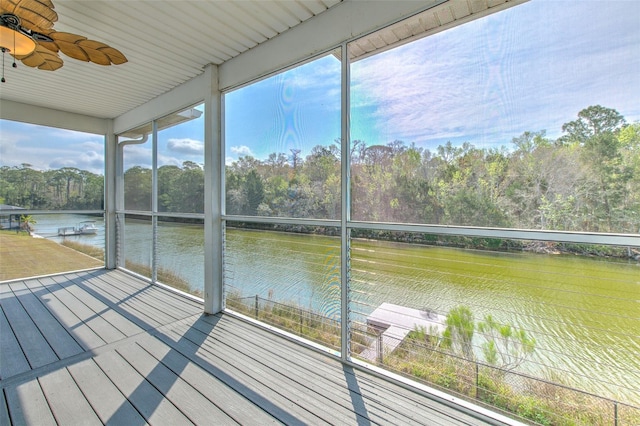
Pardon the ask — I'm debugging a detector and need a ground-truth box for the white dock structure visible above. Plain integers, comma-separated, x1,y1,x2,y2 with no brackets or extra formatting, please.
360,303,446,362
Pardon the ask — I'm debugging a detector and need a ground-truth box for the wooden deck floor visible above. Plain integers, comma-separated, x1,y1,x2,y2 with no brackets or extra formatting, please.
0,269,509,425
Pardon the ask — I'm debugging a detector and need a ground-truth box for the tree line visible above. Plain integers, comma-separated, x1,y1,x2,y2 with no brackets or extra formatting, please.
227,105,639,234
0,165,104,210
2,105,638,235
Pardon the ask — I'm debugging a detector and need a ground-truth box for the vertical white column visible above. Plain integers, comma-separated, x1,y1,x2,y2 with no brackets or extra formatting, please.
104,122,117,269
151,121,158,283
340,43,351,361
204,64,223,314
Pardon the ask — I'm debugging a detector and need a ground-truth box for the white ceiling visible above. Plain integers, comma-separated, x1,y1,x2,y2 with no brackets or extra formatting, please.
0,0,341,119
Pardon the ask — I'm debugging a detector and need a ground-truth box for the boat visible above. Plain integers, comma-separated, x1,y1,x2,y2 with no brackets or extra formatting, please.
58,221,98,236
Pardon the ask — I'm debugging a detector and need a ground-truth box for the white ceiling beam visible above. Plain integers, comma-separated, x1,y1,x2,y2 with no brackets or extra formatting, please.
113,72,207,135
0,100,109,135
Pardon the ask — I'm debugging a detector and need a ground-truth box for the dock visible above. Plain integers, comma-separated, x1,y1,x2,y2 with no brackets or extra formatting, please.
360,302,446,362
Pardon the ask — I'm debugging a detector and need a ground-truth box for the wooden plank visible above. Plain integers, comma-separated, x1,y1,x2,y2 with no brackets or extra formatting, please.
4,378,57,426
230,316,472,425
67,358,148,426
202,322,380,422
22,277,107,351
165,319,362,424
138,334,281,425
50,274,145,337
117,342,240,425
32,277,127,344
193,316,422,426
0,305,31,379
66,274,165,330
183,317,373,422
213,315,477,426
8,281,84,359
97,270,202,317
88,270,201,325
0,285,58,369
153,325,317,425
93,349,194,425
74,274,169,328
113,269,203,309
38,367,102,426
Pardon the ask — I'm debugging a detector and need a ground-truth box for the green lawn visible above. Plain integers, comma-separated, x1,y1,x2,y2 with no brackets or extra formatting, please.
0,232,103,281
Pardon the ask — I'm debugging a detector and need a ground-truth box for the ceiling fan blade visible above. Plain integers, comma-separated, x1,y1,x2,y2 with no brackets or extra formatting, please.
16,43,63,70
81,39,128,65
100,46,127,65
42,31,127,66
0,0,57,31
42,31,90,61
79,40,113,65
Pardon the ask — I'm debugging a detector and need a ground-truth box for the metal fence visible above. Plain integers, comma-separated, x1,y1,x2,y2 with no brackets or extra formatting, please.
226,295,342,351
352,325,640,426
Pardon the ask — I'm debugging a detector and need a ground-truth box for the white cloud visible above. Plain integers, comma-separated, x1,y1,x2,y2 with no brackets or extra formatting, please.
80,141,104,151
1,120,106,174
350,0,640,150
230,145,254,157
47,150,105,174
167,138,204,155
157,155,183,168
123,144,152,169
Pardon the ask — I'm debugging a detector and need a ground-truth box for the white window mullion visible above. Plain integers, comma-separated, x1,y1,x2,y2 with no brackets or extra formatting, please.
152,120,158,283
340,43,351,362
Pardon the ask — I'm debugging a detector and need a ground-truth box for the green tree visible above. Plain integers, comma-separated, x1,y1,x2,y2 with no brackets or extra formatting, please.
558,105,626,146
477,314,535,372
303,144,341,219
19,214,37,234
561,106,631,232
244,169,265,216
167,162,204,213
442,306,475,361
123,166,152,210
158,165,182,212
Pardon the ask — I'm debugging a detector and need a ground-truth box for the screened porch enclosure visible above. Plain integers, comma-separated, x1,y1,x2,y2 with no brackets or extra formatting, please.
1,0,639,425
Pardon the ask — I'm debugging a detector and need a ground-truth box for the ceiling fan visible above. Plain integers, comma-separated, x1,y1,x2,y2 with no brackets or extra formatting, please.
0,0,127,82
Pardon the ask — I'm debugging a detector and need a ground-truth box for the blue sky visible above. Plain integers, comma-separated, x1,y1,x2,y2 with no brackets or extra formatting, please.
1,0,639,173
348,0,640,150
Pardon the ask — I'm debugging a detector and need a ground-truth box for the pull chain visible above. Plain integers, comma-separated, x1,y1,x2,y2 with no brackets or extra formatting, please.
1,47,6,83
13,28,18,68
1,27,20,83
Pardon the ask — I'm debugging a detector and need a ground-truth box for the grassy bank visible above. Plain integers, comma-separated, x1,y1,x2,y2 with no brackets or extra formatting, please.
380,329,640,425
0,231,103,281
0,231,201,296
60,239,105,261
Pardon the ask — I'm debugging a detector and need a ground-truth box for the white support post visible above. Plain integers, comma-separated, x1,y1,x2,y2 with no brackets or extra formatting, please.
340,43,351,361
204,64,223,314
151,120,158,283
104,122,117,269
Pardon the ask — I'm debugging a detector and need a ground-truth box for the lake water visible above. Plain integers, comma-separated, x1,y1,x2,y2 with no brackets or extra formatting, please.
32,214,640,404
